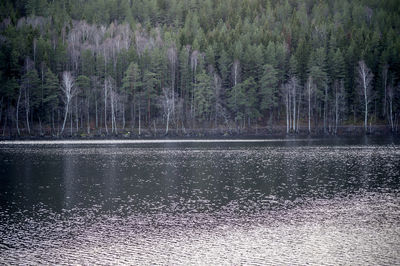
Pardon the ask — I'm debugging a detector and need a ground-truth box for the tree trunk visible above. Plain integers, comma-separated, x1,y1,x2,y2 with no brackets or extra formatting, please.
364,90,368,131
60,101,69,135
389,97,393,131
297,91,301,133
70,109,72,136
95,95,98,129
122,102,125,130
52,108,55,135
138,102,141,135
25,88,30,134
293,85,296,132
147,92,151,124
87,98,90,134
323,87,327,134
165,111,169,134
38,115,42,135
111,94,117,134
75,97,78,133
57,109,60,135
104,81,108,134
286,93,289,134
16,88,22,135
131,101,135,130
3,106,8,136
335,93,339,135
110,92,114,133
308,87,311,134
383,66,388,117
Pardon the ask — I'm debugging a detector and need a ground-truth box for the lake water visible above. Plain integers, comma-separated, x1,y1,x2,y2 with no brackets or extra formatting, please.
0,137,399,265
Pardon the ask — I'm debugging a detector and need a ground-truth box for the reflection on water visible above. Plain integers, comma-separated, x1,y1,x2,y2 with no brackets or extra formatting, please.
0,138,399,264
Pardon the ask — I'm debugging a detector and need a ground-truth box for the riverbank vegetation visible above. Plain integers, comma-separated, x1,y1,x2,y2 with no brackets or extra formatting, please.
0,0,399,137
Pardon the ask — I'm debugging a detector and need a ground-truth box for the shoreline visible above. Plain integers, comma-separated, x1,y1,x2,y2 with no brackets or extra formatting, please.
0,124,398,141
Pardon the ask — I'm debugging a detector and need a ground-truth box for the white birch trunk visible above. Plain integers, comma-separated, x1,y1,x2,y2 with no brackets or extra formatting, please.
138,102,141,135
286,92,289,134
25,88,30,134
104,79,108,134
87,98,90,134
335,88,339,135
292,82,296,132
16,88,22,135
307,80,311,134
389,98,393,131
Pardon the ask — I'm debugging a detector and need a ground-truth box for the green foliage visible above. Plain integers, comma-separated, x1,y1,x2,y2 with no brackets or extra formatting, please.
259,64,278,111
243,77,259,120
194,70,214,121
122,62,140,95
22,68,40,109
308,48,328,98
76,75,90,97
217,49,231,89
0,0,399,133
43,68,59,107
227,82,246,122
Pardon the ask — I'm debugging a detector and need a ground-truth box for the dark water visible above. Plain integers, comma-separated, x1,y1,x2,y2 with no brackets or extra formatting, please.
0,137,399,264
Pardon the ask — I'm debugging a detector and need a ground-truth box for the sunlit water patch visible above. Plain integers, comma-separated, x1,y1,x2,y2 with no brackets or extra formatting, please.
0,139,399,264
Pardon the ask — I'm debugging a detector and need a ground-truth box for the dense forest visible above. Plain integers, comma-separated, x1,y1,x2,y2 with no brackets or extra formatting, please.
0,0,399,137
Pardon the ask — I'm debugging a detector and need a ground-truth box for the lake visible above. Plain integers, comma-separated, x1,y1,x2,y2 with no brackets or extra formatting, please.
0,137,399,264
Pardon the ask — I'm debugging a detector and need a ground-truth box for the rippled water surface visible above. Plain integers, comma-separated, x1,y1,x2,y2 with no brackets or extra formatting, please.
1,137,399,265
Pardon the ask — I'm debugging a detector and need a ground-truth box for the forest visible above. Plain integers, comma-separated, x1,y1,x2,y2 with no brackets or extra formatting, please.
0,0,399,137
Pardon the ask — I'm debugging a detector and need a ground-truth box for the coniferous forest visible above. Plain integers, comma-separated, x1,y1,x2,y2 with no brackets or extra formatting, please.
0,0,399,137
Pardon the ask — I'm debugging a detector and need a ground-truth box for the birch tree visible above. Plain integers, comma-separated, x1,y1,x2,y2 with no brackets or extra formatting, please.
16,85,22,135
160,87,175,134
103,75,108,134
167,45,177,121
281,83,290,134
232,59,240,88
387,81,397,132
288,75,299,132
357,60,373,131
60,71,76,135
305,76,315,134
382,64,388,117
190,50,199,121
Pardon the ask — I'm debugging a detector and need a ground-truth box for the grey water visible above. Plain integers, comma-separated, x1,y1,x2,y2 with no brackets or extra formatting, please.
0,137,399,265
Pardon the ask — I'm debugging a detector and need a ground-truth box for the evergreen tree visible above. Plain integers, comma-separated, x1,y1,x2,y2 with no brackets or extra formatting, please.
259,64,278,118
194,70,214,121
42,68,59,127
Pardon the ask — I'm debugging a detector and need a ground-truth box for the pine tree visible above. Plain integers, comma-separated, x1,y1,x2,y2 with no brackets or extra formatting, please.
194,70,214,121
43,68,59,129
259,64,278,120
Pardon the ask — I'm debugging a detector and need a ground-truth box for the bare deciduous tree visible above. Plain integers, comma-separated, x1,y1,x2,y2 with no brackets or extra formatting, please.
16,85,22,135
108,77,118,134
306,76,315,134
60,71,76,135
281,83,290,134
357,60,373,131
167,45,177,122
104,76,109,134
382,64,388,117
190,50,199,120
387,81,398,132
160,87,175,134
